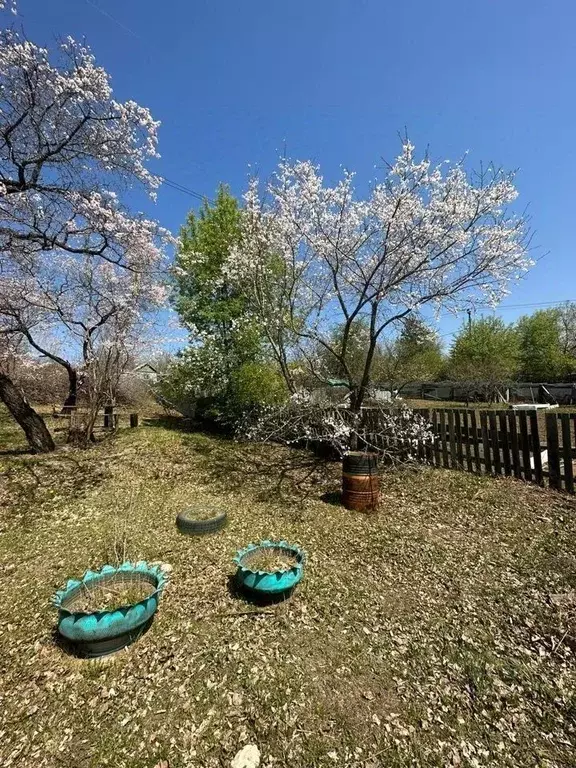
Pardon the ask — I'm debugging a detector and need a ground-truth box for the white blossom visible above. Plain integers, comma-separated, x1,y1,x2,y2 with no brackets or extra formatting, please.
0,31,171,385
229,140,532,410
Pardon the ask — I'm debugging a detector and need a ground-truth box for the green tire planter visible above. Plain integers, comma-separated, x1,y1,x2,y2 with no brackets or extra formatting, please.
234,540,306,596
51,561,168,658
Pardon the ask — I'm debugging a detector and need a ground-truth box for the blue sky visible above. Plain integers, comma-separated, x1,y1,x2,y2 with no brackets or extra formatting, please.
17,0,576,348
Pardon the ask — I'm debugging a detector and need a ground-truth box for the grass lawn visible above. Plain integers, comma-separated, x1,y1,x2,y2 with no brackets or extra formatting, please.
1,406,576,767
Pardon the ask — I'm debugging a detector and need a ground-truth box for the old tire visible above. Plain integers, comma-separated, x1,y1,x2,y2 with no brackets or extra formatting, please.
343,451,379,475
176,507,227,536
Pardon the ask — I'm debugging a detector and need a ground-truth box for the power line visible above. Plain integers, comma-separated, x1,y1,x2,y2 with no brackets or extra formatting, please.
437,299,576,319
84,0,142,41
157,175,214,204
493,299,576,310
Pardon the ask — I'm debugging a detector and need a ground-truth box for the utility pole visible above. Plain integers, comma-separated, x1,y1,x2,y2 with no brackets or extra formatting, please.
467,308,472,331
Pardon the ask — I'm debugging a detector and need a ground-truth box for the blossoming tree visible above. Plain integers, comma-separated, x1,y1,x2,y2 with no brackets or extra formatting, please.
232,141,532,414
0,251,166,412
0,30,169,451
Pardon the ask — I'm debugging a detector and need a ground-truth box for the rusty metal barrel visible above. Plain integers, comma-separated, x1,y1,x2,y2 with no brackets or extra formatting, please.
342,451,380,512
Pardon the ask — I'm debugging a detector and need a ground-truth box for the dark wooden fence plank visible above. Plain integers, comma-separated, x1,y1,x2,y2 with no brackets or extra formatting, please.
470,411,481,473
498,412,512,476
463,410,473,472
414,409,424,462
439,410,449,467
518,411,532,481
480,411,491,475
447,410,456,468
561,413,574,493
354,406,575,494
507,411,522,479
455,410,465,469
432,410,440,466
489,412,501,475
421,409,432,464
530,411,543,486
546,412,561,490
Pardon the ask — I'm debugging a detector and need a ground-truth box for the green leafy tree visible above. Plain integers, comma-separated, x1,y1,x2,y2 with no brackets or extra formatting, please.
173,186,283,422
388,317,444,385
174,185,260,372
448,317,519,399
558,302,576,359
516,309,573,381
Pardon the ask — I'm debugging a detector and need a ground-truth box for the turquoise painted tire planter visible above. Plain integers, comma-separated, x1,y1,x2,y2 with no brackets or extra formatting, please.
51,561,168,657
234,540,305,595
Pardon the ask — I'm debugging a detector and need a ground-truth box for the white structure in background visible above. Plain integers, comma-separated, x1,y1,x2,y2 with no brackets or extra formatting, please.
124,363,159,383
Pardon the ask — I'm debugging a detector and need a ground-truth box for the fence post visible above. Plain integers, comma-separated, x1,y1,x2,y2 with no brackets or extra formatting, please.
447,410,456,468
480,411,491,475
498,412,511,476
546,412,561,490
488,411,501,475
421,408,432,464
470,410,481,473
439,410,449,467
130,413,139,428
530,411,543,486
518,411,532,481
507,411,522,479
432,410,440,466
561,413,574,493
463,410,473,472
103,404,114,429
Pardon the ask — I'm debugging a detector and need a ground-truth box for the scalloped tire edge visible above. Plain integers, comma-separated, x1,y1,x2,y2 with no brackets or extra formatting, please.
176,510,227,536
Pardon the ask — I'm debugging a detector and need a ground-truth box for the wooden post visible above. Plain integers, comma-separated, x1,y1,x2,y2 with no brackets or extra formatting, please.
507,411,522,479
432,410,440,466
130,413,139,428
104,404,114,429
546,412,561,490
489,411,501,475
454,410,464,470
463,410,473,472
561,413,574,494
498,412,511,476
422,408,432,464
447,409,456,468
439,410,449,467
530,411,543,486
480,411,491,475
470,410,481,474
518,411,532,481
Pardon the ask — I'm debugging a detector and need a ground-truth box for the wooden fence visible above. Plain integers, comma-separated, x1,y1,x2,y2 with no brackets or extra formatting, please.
361,407,576,494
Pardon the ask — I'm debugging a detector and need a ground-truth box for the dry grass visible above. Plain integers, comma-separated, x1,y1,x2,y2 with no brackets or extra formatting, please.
65,579,155,614
241,548,299,573
0,406,576,767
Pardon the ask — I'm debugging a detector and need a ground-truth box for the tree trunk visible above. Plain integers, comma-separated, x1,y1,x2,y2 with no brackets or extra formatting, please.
61,367,78,414
0,373,55,453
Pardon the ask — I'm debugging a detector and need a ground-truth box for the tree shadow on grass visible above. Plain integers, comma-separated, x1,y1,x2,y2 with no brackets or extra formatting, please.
0,447,30,457
320,490,343,506
0,452,113,522
181,434,340,504
142,415,194,433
